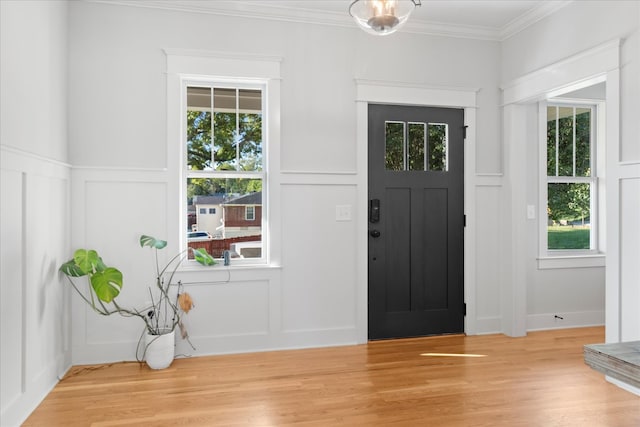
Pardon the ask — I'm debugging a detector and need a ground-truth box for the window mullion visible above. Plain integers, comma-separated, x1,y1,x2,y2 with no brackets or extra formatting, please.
572,107,576,177
235,88,240,171
403,121,407,171
211,87,215,168
555,106,559,177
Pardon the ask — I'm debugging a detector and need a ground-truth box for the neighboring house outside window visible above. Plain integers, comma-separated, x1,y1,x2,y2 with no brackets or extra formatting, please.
539,101,603,266
193,194,226,237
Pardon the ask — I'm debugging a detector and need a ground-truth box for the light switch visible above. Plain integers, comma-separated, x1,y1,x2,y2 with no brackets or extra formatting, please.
527,205,536,220
336,205,352,221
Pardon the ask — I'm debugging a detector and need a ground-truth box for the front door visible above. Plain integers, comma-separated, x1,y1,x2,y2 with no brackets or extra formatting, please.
368,104,465,340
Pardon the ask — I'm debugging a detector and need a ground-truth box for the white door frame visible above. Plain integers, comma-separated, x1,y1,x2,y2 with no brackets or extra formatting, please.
354,80,479,341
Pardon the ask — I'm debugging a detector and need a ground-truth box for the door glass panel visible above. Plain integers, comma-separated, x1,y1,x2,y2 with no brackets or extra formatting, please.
408,122,426,171
427,123,448,171
385,121,405,171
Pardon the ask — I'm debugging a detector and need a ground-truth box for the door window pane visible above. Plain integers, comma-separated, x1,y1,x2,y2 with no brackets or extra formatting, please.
408,123,426,171
428,123,448,171
385,121,405,171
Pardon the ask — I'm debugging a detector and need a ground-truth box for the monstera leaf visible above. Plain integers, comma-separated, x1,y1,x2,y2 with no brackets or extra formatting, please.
89,267,123,303
139,235,167,249
192,248,216,266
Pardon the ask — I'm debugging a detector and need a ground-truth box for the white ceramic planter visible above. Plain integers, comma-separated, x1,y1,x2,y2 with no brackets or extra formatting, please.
144,329,175,369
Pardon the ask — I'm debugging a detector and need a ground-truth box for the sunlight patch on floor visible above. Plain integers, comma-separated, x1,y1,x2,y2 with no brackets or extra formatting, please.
420,353,487,358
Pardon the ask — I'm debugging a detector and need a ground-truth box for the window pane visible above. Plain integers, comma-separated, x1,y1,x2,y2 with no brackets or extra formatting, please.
557,107,574,176
213,87,237,171
575,108,591,177
385,121,405,171
428,123,448,171
408,123,426,171
239,89,263,171
186,87,212,171
547,106,557,176
187,177,262,259
547,183,591,249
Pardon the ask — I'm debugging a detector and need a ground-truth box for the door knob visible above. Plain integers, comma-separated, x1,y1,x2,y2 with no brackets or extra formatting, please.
370,229,381,238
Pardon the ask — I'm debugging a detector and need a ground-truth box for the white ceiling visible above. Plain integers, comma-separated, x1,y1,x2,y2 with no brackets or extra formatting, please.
92,0,573,40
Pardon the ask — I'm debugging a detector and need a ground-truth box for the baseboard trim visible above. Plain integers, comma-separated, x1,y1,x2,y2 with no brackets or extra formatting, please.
527,310,604,331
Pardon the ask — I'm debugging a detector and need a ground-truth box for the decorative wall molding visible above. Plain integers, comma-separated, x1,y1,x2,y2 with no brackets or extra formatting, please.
86,0,566,41
501,39,620,105
355,79,478,108
1,145,71,175
280,171,358,186
499,1,572,41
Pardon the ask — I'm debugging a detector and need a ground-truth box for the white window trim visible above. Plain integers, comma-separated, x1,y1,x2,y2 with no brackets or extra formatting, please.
537,99,606,269
165,49,282,268
183,78,266,266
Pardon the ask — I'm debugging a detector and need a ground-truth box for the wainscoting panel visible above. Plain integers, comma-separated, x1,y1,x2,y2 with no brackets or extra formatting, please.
474,183,503,334
0,147,71,427
280,183,358,336
620,177,640,341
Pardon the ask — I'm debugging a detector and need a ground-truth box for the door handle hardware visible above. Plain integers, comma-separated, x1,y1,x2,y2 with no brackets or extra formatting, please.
369,199,380,223
370,229,381,238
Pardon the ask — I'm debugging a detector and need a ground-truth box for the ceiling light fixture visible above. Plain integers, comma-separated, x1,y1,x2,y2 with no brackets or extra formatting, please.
349,0,422,36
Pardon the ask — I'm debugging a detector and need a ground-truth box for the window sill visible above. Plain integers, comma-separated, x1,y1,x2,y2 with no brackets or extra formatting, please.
175,262,282,285
537,254,605,270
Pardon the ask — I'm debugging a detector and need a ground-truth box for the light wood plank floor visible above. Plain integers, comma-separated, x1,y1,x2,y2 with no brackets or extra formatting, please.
24,327,639,426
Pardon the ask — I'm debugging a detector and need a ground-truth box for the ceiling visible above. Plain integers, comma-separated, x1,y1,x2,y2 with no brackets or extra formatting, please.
93,0,573,40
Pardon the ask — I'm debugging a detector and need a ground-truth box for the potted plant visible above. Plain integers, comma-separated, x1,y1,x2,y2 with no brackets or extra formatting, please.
59,234,215,369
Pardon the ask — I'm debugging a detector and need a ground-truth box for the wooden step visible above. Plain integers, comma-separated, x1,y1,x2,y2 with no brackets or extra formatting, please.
584,341,640,389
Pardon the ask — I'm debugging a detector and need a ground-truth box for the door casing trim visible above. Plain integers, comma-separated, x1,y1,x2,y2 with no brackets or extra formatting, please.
355,80,479,342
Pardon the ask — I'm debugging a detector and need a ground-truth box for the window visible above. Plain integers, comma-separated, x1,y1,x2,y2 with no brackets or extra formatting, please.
542,103,598,254
199,208,207,215
184,82,265,261
245,206,255,221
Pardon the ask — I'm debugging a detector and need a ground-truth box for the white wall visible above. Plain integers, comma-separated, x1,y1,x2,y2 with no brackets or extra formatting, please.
8,1,637,423
0,2,72,426
501,1,640,339
65,0,504,366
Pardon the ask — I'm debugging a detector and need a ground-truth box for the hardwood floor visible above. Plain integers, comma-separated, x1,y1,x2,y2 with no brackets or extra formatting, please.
24,327,639,426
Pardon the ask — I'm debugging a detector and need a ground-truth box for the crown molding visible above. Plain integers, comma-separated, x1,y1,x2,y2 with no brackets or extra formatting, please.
500,1,573,41
84,0,569,42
